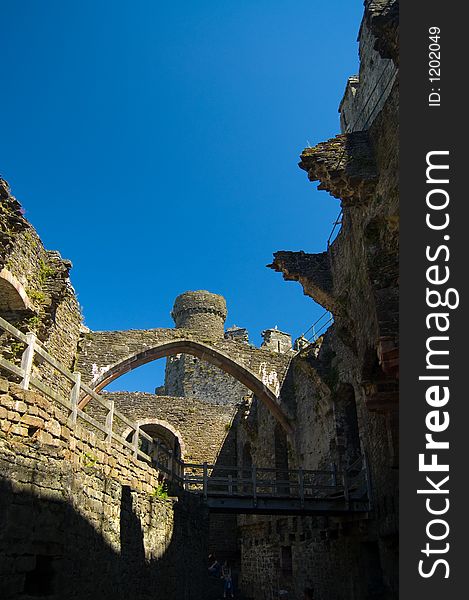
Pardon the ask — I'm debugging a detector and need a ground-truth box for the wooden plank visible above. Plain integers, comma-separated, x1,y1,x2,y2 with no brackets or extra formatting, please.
132,426,139,459
139,428,154,444
0,316,28,343
136,448,153,462
69,372,81,427
110,430,135,452
112,409,138,431
0,356,24,378
80,382,112,410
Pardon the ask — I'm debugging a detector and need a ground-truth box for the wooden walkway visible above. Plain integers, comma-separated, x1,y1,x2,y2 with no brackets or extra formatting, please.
181,457,371,515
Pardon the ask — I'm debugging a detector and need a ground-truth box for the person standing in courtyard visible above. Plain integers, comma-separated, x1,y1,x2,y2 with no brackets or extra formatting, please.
221,560,234,599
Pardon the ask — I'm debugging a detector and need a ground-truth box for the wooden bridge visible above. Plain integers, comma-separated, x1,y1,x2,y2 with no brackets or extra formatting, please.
178,456,371,515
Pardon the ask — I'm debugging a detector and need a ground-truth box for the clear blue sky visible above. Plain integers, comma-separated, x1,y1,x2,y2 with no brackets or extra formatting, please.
1,0,362,391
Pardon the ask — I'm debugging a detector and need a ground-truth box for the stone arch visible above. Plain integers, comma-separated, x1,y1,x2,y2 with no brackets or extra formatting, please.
0,268,34,315
81,339,292,433
122,417,186,461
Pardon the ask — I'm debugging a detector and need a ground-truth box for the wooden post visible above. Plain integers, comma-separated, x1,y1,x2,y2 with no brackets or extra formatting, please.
105,399,114,446
20,332,36,390
252,466,257,507
298,468,304,507
69,371,81,427
147,439,154,462
132,426,139,459
203,462,208,499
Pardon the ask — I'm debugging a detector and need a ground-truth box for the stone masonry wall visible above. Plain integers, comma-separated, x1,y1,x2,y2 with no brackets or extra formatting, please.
236,343,398,600
171,290,227,339
99,391,240,465
339,20,397,133
0,179,82,392
0,379,212,600
95,390,243,564
162,354,251,406
78,328,290,398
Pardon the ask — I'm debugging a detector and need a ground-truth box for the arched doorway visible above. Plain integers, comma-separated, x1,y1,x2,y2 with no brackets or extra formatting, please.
124,420,184,476
0,268,33,318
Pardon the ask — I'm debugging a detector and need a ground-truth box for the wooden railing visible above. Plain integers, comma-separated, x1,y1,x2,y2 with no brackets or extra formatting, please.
0,315,179,476
183,455,371,509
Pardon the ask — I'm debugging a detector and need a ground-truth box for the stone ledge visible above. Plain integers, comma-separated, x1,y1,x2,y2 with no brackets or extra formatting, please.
299,132,377,207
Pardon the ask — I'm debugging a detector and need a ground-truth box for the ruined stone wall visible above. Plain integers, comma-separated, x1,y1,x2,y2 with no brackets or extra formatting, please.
339,20,397,133
270,13,399,402
0,179,82,385
0,379,213,600
328,80,399,382
97,390,244,565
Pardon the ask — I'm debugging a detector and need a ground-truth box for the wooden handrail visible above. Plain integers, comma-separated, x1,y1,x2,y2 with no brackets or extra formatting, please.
0,316,176,479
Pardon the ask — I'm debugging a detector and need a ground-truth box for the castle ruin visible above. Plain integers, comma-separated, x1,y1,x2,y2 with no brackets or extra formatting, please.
0,1,399,599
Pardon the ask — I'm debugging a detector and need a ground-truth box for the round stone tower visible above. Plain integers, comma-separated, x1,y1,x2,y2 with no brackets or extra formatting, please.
171,290,227,339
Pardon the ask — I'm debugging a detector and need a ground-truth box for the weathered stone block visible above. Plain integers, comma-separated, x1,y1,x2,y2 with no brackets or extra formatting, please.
37,431,54,445
21,414,44,429
10,424,28,436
